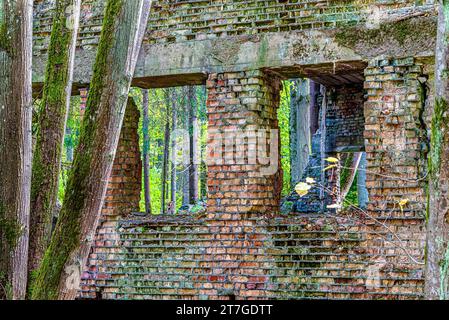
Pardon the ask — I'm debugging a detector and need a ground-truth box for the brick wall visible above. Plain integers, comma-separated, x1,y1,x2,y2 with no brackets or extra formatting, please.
206,70,282,216
79,63,427,299
362,57,428,297
79,212,423,300
33,0,429,52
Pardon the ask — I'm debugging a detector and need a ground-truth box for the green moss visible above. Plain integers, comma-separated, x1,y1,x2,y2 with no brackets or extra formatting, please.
31,0,125,300
0,202,22,251
335,17,436,49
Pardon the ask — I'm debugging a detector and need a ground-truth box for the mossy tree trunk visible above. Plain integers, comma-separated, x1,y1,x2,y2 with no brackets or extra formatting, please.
30,0,152,300
0,0,33,300
29,0,82,281
425,0,449,300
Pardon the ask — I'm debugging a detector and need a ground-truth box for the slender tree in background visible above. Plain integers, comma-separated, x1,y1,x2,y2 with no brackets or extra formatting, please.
31,0,152,300
170,89,178,214
309,81,320,137
28,0,82,280
0,0,33,300
425,0,449,300
188,86,200,204
340,152,363,202
161,88,171,214
141,89,152,214
182,88,190,207
289,79,311,187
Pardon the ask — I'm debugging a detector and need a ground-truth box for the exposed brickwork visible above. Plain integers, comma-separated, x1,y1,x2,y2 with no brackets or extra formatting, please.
362,57,427,297
80,98,142,297
206,70,282,215
33,0,430,50
78,64,428,300
79,212,423,300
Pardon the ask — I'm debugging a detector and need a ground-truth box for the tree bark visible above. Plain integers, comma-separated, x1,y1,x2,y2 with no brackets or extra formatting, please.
290,79,310,187
30,0,152,300
425,0,449,300
28,0,82,279
142,89,151,215
188,86,199,204
0,0,33,300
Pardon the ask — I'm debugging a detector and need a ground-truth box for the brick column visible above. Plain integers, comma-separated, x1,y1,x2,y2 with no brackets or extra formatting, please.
363,57,428,297
364,57,427,219
206,70,282,216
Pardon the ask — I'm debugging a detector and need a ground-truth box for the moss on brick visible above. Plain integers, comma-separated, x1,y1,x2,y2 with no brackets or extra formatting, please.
335,17,436,49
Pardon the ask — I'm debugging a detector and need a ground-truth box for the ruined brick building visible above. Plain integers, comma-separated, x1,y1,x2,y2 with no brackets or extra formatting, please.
32,0,437,299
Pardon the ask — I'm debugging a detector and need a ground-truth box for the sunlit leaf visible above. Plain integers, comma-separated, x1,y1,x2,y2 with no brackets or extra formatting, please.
306,177,316,184
323,164,337,171
327,204,342,209
295,182,311,197
325,157,339,163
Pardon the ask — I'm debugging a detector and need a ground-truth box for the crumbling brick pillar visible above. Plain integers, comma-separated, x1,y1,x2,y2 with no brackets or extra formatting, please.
204,70,282,299
364,57,427,219
102,97,142,218
206,70,283,216
363,57,428,296
81,97,142,297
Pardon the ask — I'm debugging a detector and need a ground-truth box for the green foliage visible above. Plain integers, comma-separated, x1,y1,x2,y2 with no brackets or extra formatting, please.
279,81,292,196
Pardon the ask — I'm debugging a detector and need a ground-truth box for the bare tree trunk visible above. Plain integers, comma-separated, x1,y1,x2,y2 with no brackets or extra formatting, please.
142,89,151,214
161,89,171,214
29,0,82,280
290,79,310,187
188,86,199,204
30,0,152,300
319,85,327,210
425,0,449,300
340,152,363,202
309,81,320,137
170,90,177,214
0,0,33,300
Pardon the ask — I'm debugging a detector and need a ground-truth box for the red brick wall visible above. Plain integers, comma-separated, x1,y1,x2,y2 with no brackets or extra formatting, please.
206,70,283,216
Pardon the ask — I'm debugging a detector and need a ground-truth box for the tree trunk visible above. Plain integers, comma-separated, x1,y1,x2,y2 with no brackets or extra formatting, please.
319,85,327,210
161,89,171,214
290,79,310,187
309,81,320,137
357,152,369,209
28,0,82,280
188,86,199,204
30,0,152,300
170,89,177,214
0,0,33,300
142,89,151,215
425,0,449,300
340,152,363,202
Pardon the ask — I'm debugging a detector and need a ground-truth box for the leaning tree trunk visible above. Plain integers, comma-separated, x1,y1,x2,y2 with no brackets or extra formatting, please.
29,0,82,279
0,0,33,300
30,0,152,300
188,86,199,204
141,89,152,215
425,0,449,300
340,152,363,202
